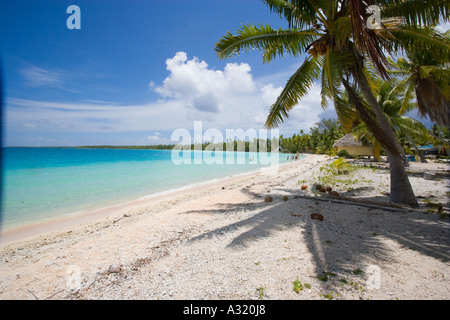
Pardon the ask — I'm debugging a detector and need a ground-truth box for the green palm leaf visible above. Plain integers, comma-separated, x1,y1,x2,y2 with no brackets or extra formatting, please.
380,0,449,27
215,23,321,63
398,79,417,115
265,55,322,128
395,116,429,137
262,0,316,29
334,92,357,133
388,27,450,62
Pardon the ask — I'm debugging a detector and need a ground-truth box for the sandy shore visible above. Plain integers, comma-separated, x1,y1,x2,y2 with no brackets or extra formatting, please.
0,154,448,300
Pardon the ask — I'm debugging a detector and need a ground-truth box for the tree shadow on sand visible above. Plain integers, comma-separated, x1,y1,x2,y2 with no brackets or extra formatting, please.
182,184,450,294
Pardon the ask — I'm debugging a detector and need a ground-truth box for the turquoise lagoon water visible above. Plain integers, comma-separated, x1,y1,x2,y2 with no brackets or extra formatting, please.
1,148,301,230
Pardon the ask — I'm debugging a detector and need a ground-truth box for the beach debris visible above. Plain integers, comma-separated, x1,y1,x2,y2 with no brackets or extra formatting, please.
301,185,308,190
113,213,130,224
222,186,225,190
264,196,273,202
310,213,324,221
291,213,301,217
267,189,271,193
27,289,40,300
108,263,123,273
283,196,289,201
297,194,407,212
329,191,340,197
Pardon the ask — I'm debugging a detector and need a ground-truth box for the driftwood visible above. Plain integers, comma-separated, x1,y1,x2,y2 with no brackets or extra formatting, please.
28,288,66,300
45,289,65,300
113,213,130,224
27,289,39,300
293,194,413,212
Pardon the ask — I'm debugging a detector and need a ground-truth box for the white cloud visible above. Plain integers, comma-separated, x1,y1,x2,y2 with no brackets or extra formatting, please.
436,20,450,33
153,52,255,114
21,65,63,87
5,97,189,133
147,131,161,141
261,84,283,105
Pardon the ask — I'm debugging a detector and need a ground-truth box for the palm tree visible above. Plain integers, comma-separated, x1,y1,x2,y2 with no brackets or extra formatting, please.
215,0,449,207
389,38,450,127
309,118,344,154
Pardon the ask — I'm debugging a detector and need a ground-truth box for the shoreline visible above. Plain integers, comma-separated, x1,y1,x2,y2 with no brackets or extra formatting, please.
0,157,300,246
1,154,448,300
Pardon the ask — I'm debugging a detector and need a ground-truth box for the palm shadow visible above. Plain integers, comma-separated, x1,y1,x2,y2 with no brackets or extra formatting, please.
182,185,450,291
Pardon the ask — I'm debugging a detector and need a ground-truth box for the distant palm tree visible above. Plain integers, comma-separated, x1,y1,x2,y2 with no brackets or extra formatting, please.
389,33,450,127
215,0,449,206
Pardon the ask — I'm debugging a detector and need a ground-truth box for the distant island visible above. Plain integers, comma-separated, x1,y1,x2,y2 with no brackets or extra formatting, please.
75,138,279,153
75,144,175,150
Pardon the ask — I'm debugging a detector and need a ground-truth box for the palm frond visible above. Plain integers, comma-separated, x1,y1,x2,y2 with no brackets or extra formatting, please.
262,0,316,29
319,52,357,132
320,49,356,130
415,77,450,126
429,68,450,100
265,55,322,128
363,61,382,96
398,79,417,115
394,116,429,138
348,0,391,79
388,26,450,62
215,23,321,62
380,0,449,27
330,17,352,49
351,123,382,160
334,92,357,133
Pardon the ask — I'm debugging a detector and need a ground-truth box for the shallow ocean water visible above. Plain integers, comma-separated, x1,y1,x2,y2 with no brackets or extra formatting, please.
1,148,299,230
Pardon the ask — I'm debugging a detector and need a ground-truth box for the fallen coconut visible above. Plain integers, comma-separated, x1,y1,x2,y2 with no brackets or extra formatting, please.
329,191,339,197
310,213,324,221
301,185,308,190
283,196,289,201
264,196,273,202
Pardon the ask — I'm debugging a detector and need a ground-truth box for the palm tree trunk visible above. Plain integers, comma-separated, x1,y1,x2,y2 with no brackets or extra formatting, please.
351,58,418,207
403,131,427,163
368,141,379,161
399,144,410,167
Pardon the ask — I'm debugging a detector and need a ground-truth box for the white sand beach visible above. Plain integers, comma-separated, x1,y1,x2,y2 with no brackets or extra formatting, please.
0,154,449,300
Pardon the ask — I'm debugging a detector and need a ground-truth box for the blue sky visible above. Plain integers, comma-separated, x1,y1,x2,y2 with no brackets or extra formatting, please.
1,1,448,146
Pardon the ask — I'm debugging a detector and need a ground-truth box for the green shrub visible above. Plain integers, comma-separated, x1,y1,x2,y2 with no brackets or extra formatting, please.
337,149,350,158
